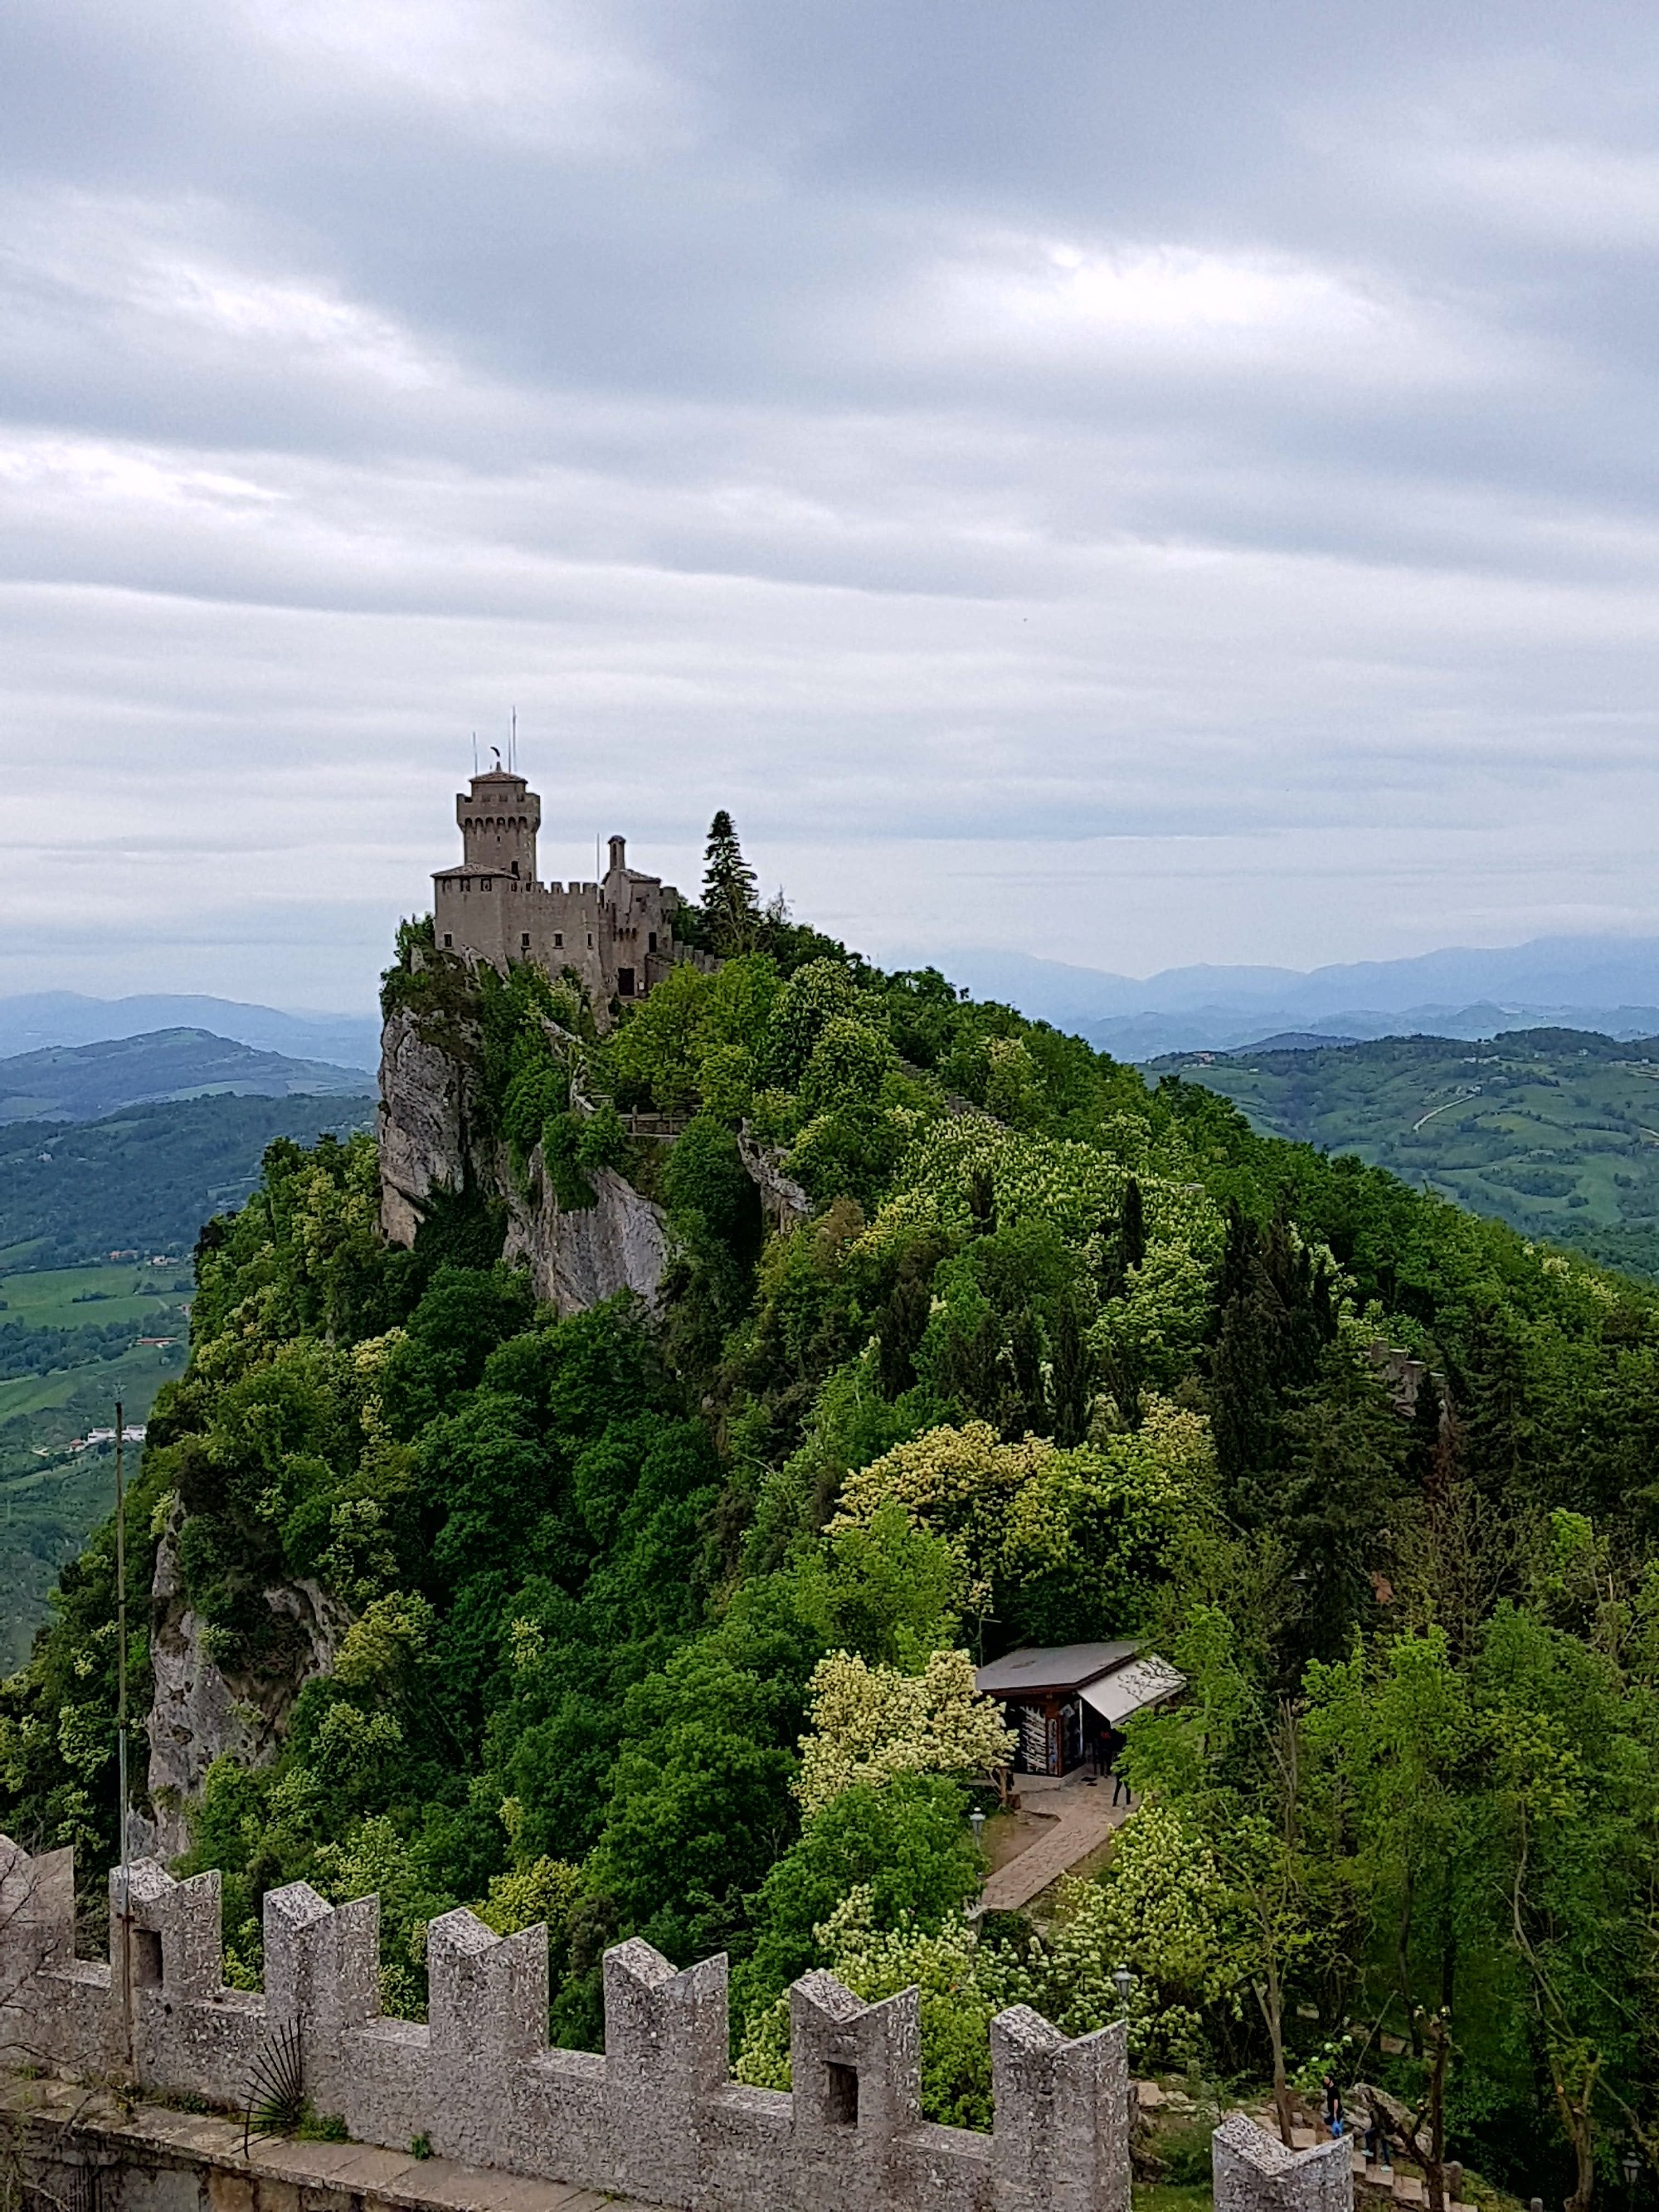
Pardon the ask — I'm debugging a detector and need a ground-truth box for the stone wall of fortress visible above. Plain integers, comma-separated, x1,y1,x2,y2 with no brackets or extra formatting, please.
1,1837,1348,2212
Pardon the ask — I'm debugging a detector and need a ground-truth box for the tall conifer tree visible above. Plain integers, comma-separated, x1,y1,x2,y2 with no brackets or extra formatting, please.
702,809,761,953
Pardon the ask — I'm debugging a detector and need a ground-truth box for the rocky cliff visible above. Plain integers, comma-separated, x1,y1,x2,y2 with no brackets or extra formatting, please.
377,998,671,1314
144,1507,349,1859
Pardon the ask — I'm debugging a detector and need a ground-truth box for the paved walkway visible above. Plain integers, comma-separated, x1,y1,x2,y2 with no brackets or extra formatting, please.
980,1775,1136,1912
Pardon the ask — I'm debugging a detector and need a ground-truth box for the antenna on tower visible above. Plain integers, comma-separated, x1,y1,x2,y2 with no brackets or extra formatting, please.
472,732,478,776
510,707,518,773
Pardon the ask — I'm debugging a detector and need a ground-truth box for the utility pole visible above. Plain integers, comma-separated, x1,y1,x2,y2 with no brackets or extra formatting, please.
114,1401,134,2083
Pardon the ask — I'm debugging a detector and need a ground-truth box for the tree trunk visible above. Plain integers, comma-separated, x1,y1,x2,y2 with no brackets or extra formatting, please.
1254,1966,1295,2148
1559,2086,1596,2212
1565,2110,1595,2212
1423,2016,1449,2212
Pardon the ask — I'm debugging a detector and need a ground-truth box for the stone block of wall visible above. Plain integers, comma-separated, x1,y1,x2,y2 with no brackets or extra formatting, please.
1213,2114,1352,2212
991,2006,1129,2212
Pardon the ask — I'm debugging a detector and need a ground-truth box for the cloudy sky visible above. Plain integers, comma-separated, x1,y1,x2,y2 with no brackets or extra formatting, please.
4,0,1659,1011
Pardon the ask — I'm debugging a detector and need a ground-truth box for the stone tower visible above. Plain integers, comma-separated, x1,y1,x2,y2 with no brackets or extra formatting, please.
459,767,540,883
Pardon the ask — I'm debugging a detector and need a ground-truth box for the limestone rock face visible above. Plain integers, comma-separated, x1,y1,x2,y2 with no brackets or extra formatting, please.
377,1000,483,1247
737,1124,810,1235
377,996,670,1318
145,1508,349,1860
502,1151,669,1316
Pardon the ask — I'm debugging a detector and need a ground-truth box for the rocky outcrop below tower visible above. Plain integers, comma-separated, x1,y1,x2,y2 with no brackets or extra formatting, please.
144,1508,349,1861
501,1152,670,1314
377,996,481,1251
377,998,670,1316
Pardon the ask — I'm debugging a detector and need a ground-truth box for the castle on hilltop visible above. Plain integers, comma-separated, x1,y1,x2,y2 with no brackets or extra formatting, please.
433,767,685,1006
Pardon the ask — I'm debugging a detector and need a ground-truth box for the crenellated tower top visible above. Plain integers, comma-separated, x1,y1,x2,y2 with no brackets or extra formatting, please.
457,769,540,882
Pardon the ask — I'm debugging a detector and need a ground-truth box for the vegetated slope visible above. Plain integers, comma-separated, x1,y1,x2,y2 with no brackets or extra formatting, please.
6,889,1659,2199
0,1029,373,1123
0,1092,378,1268
0,1094,375,1669
1153,1026,1659,1280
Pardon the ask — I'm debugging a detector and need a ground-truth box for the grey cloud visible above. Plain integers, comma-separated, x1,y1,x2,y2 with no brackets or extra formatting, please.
2,0,1659,1008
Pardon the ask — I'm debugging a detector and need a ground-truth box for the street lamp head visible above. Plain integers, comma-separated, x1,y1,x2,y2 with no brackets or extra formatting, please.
1112,1966,1135,2006
1623,2151,1641,2186
970,1808,985,1842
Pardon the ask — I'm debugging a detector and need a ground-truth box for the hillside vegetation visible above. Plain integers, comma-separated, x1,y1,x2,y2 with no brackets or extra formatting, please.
5,850,1659,2205
1155,1027,1659,1279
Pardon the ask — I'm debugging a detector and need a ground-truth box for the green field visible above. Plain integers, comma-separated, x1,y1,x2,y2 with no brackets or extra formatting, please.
0,1259,192,1331
0,1268,188,1672
0,1332,179,1670
1155,1026,1659,1279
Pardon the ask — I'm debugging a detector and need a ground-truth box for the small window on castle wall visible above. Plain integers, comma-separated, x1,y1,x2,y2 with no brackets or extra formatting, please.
587,933,593,948
618,967,635,996
522,933,531,950
554,933,563,948
443,933,453,948
648,932,658,953
825,2063,859,2127
132,1927,163,1989
512,861,520,877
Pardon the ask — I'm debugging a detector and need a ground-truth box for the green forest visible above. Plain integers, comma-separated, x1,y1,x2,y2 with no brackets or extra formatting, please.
5,828,1659,2210
1155,1029,1659,1282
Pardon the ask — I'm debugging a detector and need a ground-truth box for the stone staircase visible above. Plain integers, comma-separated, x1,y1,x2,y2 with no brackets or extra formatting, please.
1288,2127,1476,2212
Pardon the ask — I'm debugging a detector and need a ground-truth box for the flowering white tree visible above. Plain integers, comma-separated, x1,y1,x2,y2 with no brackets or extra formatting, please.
795,1647,1016,1817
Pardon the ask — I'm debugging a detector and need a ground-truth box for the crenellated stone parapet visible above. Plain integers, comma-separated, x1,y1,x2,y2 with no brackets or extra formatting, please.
0,1838,1342,2212
1,1837,1129,2212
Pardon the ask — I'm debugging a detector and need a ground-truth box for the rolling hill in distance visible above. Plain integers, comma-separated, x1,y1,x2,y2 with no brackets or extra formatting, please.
0,1090,379,1269
0,1089,377,1668
0,1029,375,1122
1155,1026,1659,1281
0,992,379,1070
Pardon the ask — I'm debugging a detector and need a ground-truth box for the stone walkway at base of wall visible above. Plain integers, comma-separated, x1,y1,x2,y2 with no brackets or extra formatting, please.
979,1775,1136,1913
3,2072,667,2212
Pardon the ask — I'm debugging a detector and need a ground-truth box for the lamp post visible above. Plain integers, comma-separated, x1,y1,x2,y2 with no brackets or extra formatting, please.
970,1808,986,1847
1113,1966,1135,2013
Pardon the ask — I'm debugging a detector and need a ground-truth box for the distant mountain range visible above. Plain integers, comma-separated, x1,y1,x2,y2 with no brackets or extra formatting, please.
0,1030,375,1123
0,992,380,1072
15,932,1659,1074
933,935,1659,1059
